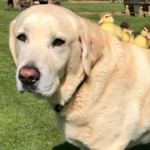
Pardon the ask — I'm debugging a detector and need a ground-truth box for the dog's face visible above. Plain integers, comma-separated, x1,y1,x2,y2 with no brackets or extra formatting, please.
9,5,103,98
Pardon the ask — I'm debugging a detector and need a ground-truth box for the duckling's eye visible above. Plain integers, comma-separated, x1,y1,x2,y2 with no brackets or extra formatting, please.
52,38,65,47
17,33,27,42
105,15,111,18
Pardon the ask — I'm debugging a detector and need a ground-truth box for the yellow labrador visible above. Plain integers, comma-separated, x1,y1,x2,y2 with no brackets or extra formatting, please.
9,4,150,150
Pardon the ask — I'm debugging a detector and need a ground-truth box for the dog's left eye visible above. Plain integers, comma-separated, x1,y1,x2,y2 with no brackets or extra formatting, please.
17,33,27,42
52,38,65,47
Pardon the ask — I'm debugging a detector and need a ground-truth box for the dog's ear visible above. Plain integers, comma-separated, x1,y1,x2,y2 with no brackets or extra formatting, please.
79,19,104,76
9,20,17,66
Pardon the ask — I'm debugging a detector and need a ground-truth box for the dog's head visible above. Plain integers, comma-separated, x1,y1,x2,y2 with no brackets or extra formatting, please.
9,5,103,97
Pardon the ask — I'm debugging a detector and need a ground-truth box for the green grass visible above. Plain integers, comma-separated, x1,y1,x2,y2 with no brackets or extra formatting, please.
62,2,124,12
0,1,150,150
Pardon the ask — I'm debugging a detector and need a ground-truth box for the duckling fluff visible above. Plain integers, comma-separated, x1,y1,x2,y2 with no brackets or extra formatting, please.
98,12,123,41
132,25,150,48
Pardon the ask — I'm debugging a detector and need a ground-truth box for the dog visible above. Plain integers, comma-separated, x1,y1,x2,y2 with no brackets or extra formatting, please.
9,4,150,150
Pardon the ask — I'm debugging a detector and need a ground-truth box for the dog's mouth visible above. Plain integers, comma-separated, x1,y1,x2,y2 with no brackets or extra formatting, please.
20,84,44,97
21,84,37,93
18,80,58,98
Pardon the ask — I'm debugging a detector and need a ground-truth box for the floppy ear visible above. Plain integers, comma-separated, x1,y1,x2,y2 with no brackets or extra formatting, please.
9,20,17,66
79,19,104,76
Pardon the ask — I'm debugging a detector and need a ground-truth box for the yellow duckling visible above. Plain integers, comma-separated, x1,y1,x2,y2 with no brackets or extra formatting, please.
120,22,134,42
132,25,150,48
98,12,123,40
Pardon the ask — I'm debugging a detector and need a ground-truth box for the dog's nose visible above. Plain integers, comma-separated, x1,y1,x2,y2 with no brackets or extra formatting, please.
19,66,40,85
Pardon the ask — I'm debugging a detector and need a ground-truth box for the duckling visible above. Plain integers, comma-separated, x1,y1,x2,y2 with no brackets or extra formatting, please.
132,25,150,48
98,12,123,40
120,22,134,42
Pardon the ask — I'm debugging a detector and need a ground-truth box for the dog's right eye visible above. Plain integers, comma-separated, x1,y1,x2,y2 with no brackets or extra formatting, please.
17,33,27,42
52,38,65,47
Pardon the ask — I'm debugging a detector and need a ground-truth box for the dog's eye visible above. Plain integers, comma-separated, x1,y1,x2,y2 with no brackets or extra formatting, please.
52,38,65,47
17,33,27,42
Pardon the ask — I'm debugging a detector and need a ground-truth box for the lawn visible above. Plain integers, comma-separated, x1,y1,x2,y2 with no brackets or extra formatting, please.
0,1,150,150
63,2,124,13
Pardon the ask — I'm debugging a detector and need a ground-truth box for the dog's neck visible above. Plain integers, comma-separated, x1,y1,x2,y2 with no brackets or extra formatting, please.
47,65,86,113
54,76,86,112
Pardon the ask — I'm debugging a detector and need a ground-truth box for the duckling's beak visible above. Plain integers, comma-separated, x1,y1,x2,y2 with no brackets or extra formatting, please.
126,29,132,35
98,19,104,24
146,33,150,39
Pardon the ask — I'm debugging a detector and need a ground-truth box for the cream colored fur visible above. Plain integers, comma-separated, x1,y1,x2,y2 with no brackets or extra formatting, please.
9,4,150,150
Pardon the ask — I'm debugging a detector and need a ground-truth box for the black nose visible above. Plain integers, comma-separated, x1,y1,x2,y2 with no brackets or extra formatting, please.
19,66,40,85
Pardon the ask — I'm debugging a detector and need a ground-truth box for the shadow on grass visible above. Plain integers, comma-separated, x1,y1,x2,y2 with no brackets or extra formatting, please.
53,142,150,150
53,142,79,150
